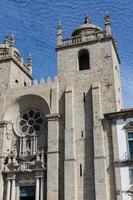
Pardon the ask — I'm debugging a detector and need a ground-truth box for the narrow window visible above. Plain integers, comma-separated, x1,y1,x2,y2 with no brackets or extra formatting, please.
81,131,84,138
80,164,82,177
128,132,133,160
15,79,18,84
78,49,89,71
24,81,26,86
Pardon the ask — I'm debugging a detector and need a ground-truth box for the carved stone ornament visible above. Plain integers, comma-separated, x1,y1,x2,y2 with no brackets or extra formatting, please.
13,108,45,137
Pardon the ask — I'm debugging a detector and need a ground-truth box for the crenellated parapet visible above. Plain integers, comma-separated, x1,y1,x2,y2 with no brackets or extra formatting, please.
11,76,59,89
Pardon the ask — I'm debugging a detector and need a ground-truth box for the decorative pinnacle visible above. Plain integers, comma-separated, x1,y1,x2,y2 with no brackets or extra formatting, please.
84,16,91,24
57,19,62,31
104,10,111,36
28,53,32,66
105,10,110,23
105,10,109,16
4,35,9,45
9,33,15,47
57,20,62,36
57,19,62,46
58,20,61,27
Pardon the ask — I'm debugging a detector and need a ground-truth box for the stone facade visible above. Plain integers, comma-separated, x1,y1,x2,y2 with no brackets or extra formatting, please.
105,109,133,200
0,14,126,200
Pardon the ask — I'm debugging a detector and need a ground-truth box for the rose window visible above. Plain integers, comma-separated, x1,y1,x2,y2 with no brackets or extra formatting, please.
19,109,43,134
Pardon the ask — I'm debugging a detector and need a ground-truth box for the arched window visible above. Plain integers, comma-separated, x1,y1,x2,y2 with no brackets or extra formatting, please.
78,49,90,71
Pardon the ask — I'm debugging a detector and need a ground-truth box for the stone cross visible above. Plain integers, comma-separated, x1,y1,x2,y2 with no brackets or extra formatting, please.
105,82,112,89
104,53,111,60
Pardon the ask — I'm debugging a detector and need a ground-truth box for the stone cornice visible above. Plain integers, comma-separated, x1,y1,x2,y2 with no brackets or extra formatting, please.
104,108,133,120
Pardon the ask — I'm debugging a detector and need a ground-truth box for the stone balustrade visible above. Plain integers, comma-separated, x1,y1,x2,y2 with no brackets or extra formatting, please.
18,161,35,171
62,31,105,47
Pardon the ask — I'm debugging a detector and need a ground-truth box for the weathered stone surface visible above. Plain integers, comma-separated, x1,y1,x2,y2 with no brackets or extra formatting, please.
0,16,124,200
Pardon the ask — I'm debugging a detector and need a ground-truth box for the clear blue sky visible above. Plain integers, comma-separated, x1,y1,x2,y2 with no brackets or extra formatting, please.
0,0,133,108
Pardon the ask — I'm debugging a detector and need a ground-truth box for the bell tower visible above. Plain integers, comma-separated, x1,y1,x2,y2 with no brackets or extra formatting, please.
57,14,122,112
56,14,122,200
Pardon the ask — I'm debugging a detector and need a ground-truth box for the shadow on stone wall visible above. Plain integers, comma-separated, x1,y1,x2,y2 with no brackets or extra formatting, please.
83,87,95,200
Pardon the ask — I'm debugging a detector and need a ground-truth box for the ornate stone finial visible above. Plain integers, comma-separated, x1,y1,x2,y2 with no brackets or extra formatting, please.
57,20,62,33
105,10,110,23
57,20,62,47
58,20,61,27
84,16,91,24
4,36,9,45
9,33,15,47
104,10,111,36
28,53,32,66
105,10,109,16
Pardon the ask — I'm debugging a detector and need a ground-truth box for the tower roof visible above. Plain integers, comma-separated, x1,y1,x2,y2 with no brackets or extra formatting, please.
72,17,102,36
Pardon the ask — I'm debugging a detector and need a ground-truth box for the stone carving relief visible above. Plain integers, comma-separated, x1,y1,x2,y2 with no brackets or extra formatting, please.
3,108,47,172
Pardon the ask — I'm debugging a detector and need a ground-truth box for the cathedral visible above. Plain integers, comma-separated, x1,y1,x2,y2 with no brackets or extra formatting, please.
0,13,132,200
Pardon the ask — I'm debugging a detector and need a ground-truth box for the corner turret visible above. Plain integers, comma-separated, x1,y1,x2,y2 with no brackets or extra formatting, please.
0,34,32,88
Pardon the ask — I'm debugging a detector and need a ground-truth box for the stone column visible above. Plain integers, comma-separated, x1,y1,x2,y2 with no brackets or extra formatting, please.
35,136,37,152
35,177,40,200
0,121,9,200
40,177,44,200
46,113,60,200
6,179,11,200
31,137,33,155
33,135,35,154
92,82,108,200
64,86,77,200
11,179,16,200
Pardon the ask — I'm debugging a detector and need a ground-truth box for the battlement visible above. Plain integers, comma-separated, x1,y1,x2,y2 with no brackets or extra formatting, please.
31,76,59,88
9,76,59,89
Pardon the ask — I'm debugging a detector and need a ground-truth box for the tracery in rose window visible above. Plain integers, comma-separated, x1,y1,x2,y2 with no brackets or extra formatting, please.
19,109,43,135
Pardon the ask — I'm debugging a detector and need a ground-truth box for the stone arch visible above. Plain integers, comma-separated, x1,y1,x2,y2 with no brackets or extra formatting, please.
3,94,50,158
3,94,50,122
2,94,50,200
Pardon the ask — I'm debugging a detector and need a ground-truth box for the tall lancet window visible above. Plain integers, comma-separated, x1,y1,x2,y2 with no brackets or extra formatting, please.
78,49,90,70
